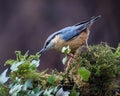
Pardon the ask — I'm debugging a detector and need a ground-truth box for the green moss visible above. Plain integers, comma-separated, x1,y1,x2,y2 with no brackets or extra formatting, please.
66,43,120,95
0,43,120,96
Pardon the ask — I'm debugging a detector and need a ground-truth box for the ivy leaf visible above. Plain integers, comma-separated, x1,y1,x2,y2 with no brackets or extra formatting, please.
51,86,59,94
30,60,40,67
9,77,21,89
69,86,79,96
78,67,91,81
23,79,33,91
9,84,23,96
62,56,68,65
28,87,43,96
47,75,56,85
61,46,71,54
43,89,53,96
10,61,24,72
0,69,9,84
56,88,70,96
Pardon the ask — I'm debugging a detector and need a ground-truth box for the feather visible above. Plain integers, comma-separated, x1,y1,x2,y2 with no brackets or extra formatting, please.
61,15,101,41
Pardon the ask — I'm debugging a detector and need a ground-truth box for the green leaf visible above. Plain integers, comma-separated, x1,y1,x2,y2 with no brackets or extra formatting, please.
43,89,54,96
69,86,79,96
33,87,43,94
47,75,56,85
114,44,120,58
61,46,71,54
28,87,43,96
30,60,40,67
56,88,70,96
62,56,68,65
43,86,59,96
9,77,21,88
0,69,9,84
9,84,23,96
78,67,91,81
10,61,24,72
23,79,33,91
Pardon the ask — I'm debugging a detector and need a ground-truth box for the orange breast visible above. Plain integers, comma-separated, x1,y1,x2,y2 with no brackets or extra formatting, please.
54,30,89,53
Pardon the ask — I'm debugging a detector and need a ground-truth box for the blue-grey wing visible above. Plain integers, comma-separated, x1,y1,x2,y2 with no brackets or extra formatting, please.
45,15,100,43
60,15,101,41
60,23,88,41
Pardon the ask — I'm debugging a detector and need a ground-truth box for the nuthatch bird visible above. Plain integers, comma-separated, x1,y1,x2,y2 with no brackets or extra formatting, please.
40,16,101,55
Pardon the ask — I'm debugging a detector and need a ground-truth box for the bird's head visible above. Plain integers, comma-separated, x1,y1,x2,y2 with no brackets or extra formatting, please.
40,40,55,54
39,33,60,55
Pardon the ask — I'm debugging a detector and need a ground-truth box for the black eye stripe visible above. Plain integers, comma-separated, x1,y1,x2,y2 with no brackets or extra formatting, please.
45,35,56,46
46,42,49,46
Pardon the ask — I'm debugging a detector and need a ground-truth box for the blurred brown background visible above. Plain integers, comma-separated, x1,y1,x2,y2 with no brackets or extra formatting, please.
0,0,119,73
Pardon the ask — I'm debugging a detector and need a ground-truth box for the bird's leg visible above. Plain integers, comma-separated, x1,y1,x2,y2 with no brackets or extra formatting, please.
67,53,74,58
85,39,89,48
66,53,74,68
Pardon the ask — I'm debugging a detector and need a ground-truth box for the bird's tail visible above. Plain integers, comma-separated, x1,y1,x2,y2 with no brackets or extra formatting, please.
90,15,101,24
74,15,101,26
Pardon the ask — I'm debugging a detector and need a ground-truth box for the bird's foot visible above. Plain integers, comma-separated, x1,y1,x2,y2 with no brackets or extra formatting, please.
66,54,74,71
67,53,74,58
66,57,73,67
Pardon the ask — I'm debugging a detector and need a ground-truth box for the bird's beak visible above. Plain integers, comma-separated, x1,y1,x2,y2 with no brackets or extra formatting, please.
39,48,46,55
